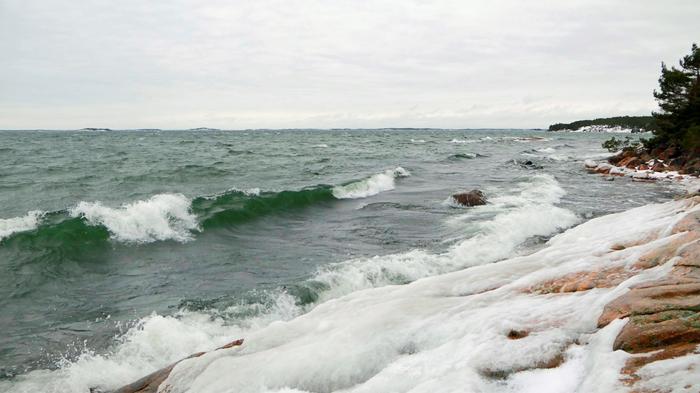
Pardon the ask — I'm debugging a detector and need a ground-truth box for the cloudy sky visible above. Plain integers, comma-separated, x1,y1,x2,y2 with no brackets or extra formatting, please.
1,0,699,129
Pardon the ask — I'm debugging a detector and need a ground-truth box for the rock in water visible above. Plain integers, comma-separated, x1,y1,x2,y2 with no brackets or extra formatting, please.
452,190,486,206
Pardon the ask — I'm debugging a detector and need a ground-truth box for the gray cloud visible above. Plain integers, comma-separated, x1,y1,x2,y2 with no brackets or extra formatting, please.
1,0,698,129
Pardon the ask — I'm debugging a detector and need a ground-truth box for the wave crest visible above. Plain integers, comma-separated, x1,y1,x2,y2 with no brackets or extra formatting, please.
0,211,44,241
69,194,199,243
332,167,410,199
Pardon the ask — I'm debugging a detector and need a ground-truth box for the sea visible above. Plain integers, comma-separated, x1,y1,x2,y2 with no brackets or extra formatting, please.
0,129,684,392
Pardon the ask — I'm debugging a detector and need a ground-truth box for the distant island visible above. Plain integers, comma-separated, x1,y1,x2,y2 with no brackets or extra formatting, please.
188,127,221,131
548,116,656,133
79,127,113,132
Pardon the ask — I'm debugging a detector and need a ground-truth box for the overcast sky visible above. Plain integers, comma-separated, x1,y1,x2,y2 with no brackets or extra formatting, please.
1,0,699,129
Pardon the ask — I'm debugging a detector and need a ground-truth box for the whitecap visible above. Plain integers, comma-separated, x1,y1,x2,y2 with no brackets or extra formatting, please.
332,167,410,199
449,138,477,144
0,210,44,240
69,193,199,243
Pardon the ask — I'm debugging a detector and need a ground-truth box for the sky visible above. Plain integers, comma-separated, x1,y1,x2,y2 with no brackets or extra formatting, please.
1,0,699,130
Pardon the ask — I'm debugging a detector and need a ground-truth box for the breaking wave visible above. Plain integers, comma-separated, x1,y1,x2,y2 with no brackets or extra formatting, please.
70,194,198,243
0,168,411,246
0,211,44,241
331,167,410,199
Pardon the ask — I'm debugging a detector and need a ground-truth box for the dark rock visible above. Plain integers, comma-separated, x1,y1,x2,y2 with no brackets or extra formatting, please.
506,330,529,339
452,190,486,206
516,160,544,170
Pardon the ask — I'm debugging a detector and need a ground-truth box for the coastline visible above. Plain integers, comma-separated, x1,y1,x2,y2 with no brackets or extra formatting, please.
106,193,700,392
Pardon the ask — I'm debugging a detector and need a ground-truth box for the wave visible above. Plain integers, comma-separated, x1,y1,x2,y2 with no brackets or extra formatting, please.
193,186,336,229
447,153,485,160
309,174,578,301
331,167,410,199
1,168,410,246
70,194,199,243
449,138,477,144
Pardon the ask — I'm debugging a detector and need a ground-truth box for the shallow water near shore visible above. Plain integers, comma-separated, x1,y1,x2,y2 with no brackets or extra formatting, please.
0,129,685,392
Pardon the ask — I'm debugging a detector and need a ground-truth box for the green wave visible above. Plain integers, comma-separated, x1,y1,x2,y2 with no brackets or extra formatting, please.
193,186,336,229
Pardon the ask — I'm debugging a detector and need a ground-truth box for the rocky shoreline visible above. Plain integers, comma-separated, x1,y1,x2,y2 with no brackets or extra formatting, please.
102,177,700,393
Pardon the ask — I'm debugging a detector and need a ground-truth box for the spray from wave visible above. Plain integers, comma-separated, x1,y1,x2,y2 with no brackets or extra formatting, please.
332,167,410,199
0,211,44,241
69,194,199,243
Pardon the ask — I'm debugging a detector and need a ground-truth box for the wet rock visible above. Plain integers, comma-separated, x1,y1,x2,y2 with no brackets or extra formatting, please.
506,329,529,339
100,339,244,393
527,267,630,294
595,208,700,388
618,156,642,168
650,161,666,172
516,159,544,170
451,190,486,206
594,163,612,174
479,352,565,380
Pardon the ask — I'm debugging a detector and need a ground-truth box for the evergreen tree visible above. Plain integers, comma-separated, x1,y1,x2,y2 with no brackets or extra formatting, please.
650,44,700,154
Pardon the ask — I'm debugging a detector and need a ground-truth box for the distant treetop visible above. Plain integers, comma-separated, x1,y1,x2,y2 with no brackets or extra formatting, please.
548,116,656,132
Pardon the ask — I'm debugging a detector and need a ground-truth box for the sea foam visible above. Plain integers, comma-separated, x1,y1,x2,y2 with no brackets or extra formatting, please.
69,193,199,243
0,210,44,240
332,167,410,199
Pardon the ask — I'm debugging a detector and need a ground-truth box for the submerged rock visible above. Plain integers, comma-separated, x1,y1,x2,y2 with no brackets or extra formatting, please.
516,159,544,170
451,190,486,206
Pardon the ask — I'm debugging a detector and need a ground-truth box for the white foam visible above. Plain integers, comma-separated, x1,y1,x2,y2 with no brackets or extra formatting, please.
332,167,410,199
0,210,44,240
635,349,700,392
317,174,577,301
69,193,199,243
449,138,476,144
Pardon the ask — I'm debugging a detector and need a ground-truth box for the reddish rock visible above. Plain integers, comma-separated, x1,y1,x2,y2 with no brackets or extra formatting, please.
617,156,638,168
480,352,565,380
658,146,678,161
527,267,630,294
651,162,666,172
452,190,486,206
633,232,699,270
102,339,244,393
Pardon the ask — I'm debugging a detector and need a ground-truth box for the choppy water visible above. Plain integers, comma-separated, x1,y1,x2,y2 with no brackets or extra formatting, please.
0,129,682,391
